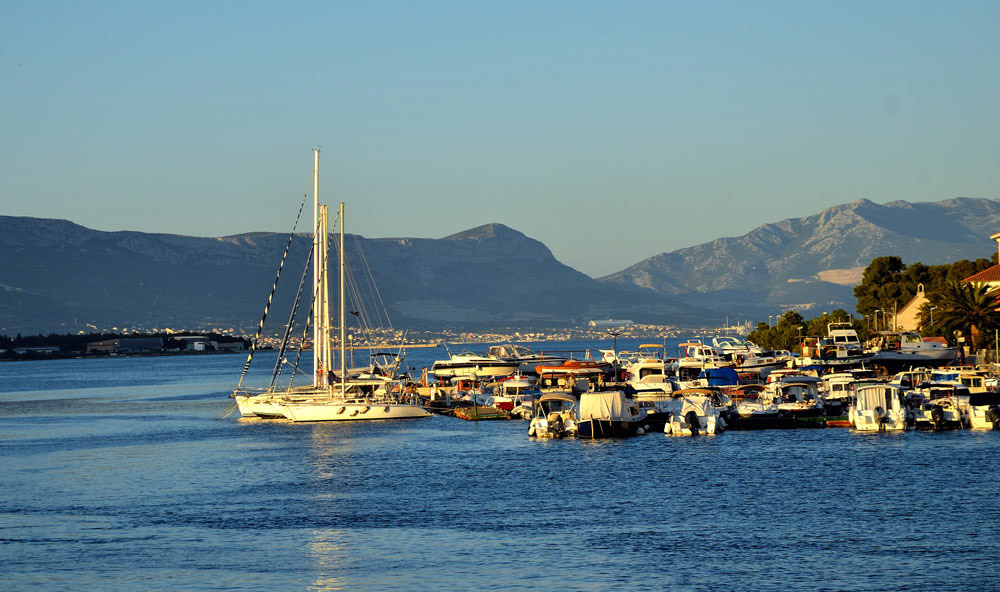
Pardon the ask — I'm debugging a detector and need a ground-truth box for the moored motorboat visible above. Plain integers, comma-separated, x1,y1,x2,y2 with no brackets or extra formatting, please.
528,392,579,438
868,332,961,373
796,322,874,371
663,388,726,436
535,358,613,393
966,391,1000,430
576,390,650,438
493,373,539,417
485,343,567,375
430,351,518,381
849,384,909,431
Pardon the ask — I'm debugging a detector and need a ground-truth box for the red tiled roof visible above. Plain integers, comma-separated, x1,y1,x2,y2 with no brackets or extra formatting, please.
963,264,1000,283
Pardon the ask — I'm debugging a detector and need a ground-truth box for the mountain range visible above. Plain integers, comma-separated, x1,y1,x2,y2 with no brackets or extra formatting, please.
2,197,998,335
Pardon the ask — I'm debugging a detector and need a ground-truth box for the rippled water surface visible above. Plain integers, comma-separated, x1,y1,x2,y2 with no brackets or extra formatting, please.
2,343,999,591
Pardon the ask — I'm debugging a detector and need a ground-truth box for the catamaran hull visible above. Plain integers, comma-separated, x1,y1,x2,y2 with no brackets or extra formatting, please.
281,402,431,422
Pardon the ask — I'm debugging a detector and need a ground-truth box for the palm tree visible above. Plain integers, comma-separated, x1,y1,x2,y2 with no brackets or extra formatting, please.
933,281,1000,351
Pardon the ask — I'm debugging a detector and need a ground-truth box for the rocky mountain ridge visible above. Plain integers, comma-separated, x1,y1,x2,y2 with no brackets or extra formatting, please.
2,197,997,335
599,197,1000,313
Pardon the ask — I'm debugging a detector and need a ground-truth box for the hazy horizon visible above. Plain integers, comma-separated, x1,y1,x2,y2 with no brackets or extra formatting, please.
4,1,999,276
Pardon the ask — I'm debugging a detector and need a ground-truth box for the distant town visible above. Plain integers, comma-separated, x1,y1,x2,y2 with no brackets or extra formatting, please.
0,319,757,360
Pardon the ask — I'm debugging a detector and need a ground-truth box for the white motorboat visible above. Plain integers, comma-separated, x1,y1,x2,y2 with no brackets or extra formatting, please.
910,383,967,430
430,351,518,381
711,335,762,357
912,397,964,430
663,388,726,436
849,384,909,431
493,373,539,418
966,392,1000,430
796,322,874,370
623,344,675,395
869,332,961,370
674,341,731,385
761,376,825,418
485,343,567,375
576,390,650,438
528,392,579,438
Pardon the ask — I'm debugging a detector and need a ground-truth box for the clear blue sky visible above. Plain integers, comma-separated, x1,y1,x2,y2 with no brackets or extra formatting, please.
3,1,999,276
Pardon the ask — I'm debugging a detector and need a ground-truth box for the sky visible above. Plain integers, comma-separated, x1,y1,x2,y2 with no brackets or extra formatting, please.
3,1,999,277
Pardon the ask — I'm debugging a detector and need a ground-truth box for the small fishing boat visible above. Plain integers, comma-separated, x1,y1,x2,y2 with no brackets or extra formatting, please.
663,388,726,436
528,392,579,438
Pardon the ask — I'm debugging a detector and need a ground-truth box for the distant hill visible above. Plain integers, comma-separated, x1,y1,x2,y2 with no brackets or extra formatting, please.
3,197,997,335
598,197,1000,315
0,217,710,335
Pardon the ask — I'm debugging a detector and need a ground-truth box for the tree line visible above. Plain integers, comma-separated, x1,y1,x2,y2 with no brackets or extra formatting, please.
0,331,249,358
748,254,1000,353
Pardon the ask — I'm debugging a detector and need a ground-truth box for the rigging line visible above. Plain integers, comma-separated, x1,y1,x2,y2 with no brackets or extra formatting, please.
269,244,314,389
289,220,325,389
345,234,381,330
236,192,310,390
353,234,394,331
287,296,314,389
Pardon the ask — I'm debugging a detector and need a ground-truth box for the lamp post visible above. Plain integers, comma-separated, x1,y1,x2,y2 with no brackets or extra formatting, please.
930,306,937,327
608,330,622,382
874,309,880,333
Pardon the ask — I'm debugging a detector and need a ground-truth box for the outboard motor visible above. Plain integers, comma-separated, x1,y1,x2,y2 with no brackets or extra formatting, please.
987,405,1000,429
930,405,944,430
684,410,700,436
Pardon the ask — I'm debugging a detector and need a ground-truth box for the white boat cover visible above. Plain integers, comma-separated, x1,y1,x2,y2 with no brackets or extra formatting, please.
680,395,713,416
857,386,894,411
579,391,634,421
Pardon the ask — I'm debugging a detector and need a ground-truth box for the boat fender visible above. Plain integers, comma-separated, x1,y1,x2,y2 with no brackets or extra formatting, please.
485,396,495,407
685,410,700,436
987,405,1000,426
336,406,346,414
635,427,645,435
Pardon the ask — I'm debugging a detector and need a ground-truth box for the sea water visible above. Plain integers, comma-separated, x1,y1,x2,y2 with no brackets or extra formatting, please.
2,339,999,591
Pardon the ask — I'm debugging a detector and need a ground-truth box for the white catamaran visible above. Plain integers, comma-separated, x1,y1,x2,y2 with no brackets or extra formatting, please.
232,150,430,422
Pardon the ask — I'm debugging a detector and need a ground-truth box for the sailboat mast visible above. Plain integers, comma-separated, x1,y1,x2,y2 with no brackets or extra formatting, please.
340,202,346,391
312,148,324,387
321,205,331,386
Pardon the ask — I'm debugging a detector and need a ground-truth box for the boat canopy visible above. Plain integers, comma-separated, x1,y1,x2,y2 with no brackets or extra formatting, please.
579,391,634,421
537,392,577,404
968,392,1000,407
857,385,901,411
699,367,738,386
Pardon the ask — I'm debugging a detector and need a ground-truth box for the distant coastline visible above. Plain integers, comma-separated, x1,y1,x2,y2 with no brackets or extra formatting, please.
0,323,723,362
